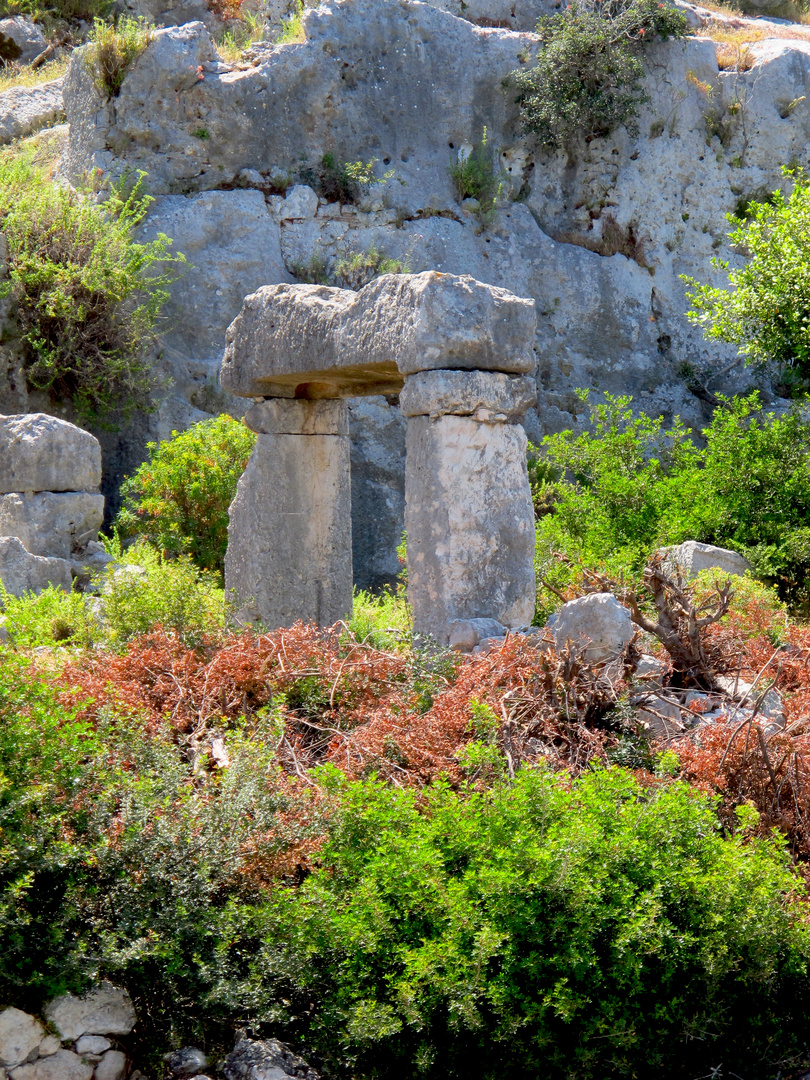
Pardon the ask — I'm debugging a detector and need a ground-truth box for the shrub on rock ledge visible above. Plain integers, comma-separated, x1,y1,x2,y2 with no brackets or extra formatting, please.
0,155,183,422
512,0,687,149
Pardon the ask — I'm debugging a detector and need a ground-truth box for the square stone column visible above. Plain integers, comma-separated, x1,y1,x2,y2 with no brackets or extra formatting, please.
225,399,352,629
403,371,537,644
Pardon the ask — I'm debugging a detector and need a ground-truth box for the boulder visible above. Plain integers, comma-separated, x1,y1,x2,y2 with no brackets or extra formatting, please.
166,1047,209,1077
0,17,46,64
399,370,537,421
552,593,635,663
278,185,319,220
74,1037,110,1055
44,983,136,1042
661,541,751,580
9,1050,93,1080
0,1009,44,1069
35,1038,60,1058
93,1050,128,1080
448,617,507,653
0,492,104,560
0,413,101,494
223,1037,320,1080
0,536,71,596
0,79,64,146
221,273,536,399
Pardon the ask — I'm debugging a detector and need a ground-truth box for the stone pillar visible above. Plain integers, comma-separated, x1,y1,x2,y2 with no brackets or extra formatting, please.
401,370,537,644
225,398,352,630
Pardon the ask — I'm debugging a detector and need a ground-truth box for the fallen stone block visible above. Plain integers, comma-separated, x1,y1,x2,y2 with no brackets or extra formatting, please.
221,272,536,399
224,1037,320,1080
660,540,751,580
9,1050,93,1080
0,16,46,64
0,413,101,494
0,492,104,560
44,983,136,1041
94,1050,128,1080
552,593,635,663
0,536,71,596
448,616,507,653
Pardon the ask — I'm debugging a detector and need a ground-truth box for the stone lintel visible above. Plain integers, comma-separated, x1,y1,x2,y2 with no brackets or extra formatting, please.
399,369,537,421
221,272,537,399
244,397,349,435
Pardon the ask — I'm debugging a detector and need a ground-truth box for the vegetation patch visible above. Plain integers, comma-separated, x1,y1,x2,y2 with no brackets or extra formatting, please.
511,0,687,149
84,15,152,99
115,415,256,575
449,127,503,222
0,155,182,422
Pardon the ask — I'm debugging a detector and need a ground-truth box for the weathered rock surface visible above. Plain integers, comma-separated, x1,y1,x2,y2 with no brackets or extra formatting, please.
166,1047,209,1077
661,541,752,579
93,1050,127,1080
9,1049,93,1080
114,0,219,28
400,370,537,420
44,983,136,1042
35,1038,59,1059
0,79,64,145
225,401,353,629
223,1037,320,1080
244,397,348,435
0,1009,44,1068
0,492,105,559
406,414,535,643
448,616,507,653
0,17,46,64
0,535,71,595
221,273,536,399
0,413,101,494
73,1037,110,1056
552,593,635,663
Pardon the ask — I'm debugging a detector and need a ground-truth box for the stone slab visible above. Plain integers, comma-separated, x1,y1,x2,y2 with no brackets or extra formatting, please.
243,398,348,436
551,593,635,663
0,413,101,493
0,492,104,559
9,1050,93,1080
225,403,352,629
0,535,71,596
660,540,751,580
405,414,536,643
0,79,64,147
399,369,537,420
220,272,536,400
44,983,136,1041
0,1009,43,1069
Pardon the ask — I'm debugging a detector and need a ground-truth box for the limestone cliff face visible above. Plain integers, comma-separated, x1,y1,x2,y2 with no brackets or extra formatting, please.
56,0,810,583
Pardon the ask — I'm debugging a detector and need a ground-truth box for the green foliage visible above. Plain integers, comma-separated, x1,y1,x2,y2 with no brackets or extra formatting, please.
258,767,810,1079
100,540,226,645
449,127,503,222
348,586,412,651
684,169,810,392
332,245,409,289
115,415,256,575
0,154,182,422
302,153,393,205
274,0,305,43
0,0,110,21
533,390,810,615
512,0,687,148
84,16,153,98
0,582,95,648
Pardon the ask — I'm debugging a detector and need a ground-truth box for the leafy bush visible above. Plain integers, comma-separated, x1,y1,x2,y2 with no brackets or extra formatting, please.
0,154,182,422
254,767,810,1079
274,0,304,43
684,169,810,393
533,390,810,616
301,153,392,205
512,0,687,148
100,540,226,645
348,586,411,650
0,581,96,648
115,416,256,574
84,16,153,98
0,0,110,22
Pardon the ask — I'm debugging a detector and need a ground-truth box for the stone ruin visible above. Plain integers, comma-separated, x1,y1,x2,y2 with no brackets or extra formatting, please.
221,271,539,645
0,413,108,596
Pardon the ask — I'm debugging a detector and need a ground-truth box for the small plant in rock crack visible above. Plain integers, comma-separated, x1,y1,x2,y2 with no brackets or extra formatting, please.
449,128,503,222
301,153,394,205
84,15,153,98
511,0,687,149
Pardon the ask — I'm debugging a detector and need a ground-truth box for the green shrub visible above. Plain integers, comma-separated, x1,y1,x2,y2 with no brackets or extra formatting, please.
684,169,810,393
449,127,503,221
511,0,687,148
0,0,111,22
532,390,810,616
0,582,97,649
99,540,226,645
0,154,182,422
302,153,392,205
84,16,153,98
115,415,256,575
274,0,304,43
256,767,810,1079
332,245,409,290
348,586,412,650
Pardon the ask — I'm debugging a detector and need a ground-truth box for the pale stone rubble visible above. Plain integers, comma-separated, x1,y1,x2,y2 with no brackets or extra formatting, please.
0,413,109,597
0,79,64,145
223,271,537,644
